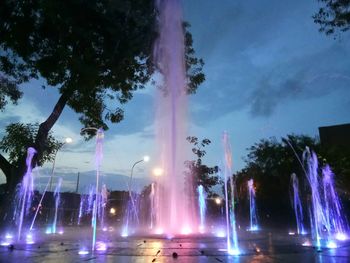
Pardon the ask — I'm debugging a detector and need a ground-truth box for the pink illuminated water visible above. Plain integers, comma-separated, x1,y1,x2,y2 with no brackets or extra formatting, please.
153,0,196,234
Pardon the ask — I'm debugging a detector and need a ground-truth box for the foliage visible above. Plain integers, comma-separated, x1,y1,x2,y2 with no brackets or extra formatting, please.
184,136,219,196
0,123,62,166
0,76,22,111
313,0,350,36
0,0,205,135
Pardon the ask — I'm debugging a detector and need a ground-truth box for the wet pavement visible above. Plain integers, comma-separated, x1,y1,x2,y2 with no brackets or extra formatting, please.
0,227,349,262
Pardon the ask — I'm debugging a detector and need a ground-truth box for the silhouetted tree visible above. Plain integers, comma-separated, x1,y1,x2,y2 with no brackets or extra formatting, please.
184,136,219,197
0,0,205,194
313,0,350,37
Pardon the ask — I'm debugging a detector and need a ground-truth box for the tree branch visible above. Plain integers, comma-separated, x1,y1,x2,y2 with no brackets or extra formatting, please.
33,91,71,163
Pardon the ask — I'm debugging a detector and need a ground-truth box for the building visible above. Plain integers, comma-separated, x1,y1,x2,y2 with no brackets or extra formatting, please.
319,123,350,149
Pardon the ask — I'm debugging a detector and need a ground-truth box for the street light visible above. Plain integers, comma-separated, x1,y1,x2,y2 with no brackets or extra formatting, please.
49,137,73,191
215,197,222,205
128,155,150,224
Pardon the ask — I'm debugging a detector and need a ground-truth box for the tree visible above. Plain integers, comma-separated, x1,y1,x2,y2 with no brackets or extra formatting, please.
0,0,205,193
0,123,61,165
184,136,219,196
235,134,320,225
313,0,350,36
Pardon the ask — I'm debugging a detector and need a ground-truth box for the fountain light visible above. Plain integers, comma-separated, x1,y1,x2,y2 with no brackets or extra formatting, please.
96,241,107,251
181,226,192,235
326,241,337,249
26,233,34,244
155,228,164,235
78,249,89,255
335,232,348,241
228,248,241,256
215,229,226,238
1,242,11,246
302,240,312,247
5,234,13,239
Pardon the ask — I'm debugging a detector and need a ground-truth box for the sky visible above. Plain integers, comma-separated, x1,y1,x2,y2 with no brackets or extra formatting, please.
1,0,350,192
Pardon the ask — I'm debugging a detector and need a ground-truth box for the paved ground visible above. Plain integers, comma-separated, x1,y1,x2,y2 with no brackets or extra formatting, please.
0,227,349,262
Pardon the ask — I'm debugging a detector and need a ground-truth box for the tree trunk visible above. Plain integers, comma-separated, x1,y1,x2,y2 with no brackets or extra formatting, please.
4,91,71,196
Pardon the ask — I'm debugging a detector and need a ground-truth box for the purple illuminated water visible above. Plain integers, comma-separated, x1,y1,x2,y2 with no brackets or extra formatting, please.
222,132,240,255
290,173,305,235
247,179,258,231
303,147,348,248
197,185,206,231
52,177,62,234
15,147,36,241
153,0,195,234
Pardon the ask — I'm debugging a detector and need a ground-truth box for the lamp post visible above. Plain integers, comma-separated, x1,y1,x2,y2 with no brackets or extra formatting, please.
49,137,73,191
128,156,150,224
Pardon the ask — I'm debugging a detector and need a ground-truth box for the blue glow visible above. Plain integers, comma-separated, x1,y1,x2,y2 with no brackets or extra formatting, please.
326,241,337,249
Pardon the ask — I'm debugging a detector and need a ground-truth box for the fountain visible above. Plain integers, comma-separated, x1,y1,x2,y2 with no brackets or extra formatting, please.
322,165,348,240
51,177,62,234
222,132,240,255
303,147,348,249
290,173,306,235
91,128,104,251
99,184,108,229
153,0,196,235
197,185,206,232
247,179,259,231
15,147,36,241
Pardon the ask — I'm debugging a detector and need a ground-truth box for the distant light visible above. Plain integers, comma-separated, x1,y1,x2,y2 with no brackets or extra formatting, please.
78,249,89,255
102,227,108,232
327,241,337,249
301,231,307,235
153,167,164,177
65,137,73,144
256,247,261,253
58,230,64,235
110,207,116,215
1,242,10,246
289,231,296,236
143,155,150,162
215,197,222,205
335,233,348,241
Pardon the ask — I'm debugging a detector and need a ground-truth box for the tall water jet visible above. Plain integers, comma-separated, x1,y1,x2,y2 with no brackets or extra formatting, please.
290,173,306,235
92,128,104,250
52,177,62,234
149,182,156,230
303,148,324,249
197,185,206,232
16,147,36,241
322,165,348,239
99,184,108,229
247,179,258,231
154,0,195,234
222,132,240,255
